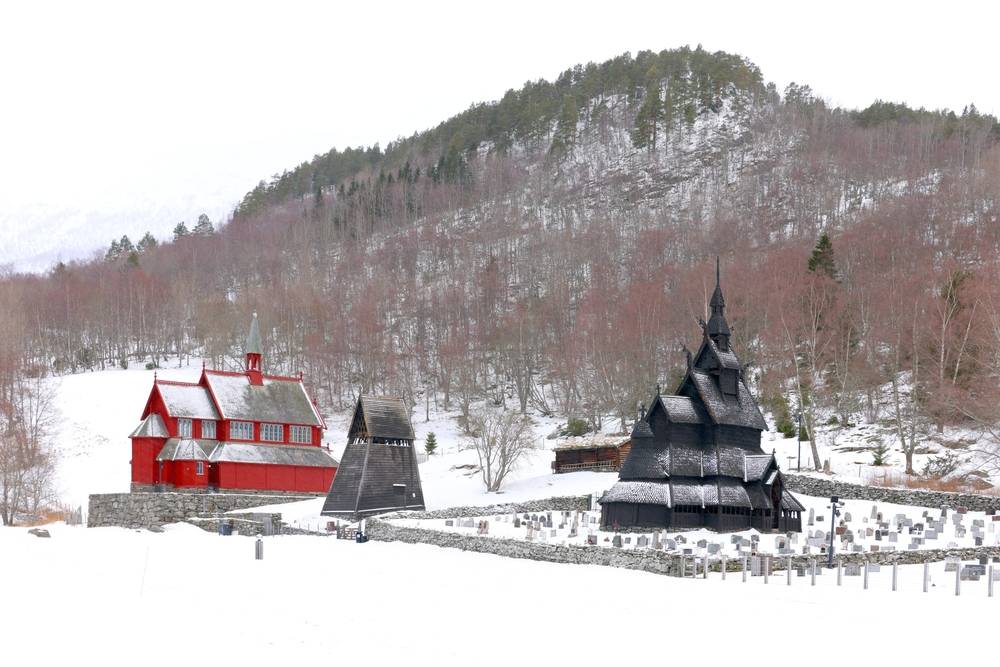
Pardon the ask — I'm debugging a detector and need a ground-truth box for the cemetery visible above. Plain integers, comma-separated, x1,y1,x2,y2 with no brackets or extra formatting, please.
384,491,1000,595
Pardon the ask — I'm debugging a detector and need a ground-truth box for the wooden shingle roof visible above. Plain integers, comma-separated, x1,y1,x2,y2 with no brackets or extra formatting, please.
357,395,414,441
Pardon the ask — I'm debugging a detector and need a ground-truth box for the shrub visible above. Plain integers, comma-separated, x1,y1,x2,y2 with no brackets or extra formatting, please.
564,418,591,437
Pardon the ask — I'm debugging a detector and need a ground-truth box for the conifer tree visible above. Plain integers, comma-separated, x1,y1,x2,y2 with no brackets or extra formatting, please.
550,94,579,157
424,432,438,456
808,232,838,280
631,66,664,151
192,214,214,236
173,222,189,241
137,232,158,253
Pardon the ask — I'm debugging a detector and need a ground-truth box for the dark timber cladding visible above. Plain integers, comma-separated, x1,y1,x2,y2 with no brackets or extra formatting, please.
321,395,425,519
599,259,805,533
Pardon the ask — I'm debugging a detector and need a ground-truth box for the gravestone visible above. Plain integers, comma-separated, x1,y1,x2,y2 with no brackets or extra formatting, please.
637,535,649,548
871,505,879,520
945,557,960,572
514,518,521,528
808,508,815,526
612,535,623,548
844,512,852,522
889,532,898,543
624,536,631,545
845,563,861,576
586,534,598,546
445,520,454,527
708,544,721,555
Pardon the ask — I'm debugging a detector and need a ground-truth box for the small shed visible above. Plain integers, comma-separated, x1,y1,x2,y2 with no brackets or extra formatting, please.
552,436,631,474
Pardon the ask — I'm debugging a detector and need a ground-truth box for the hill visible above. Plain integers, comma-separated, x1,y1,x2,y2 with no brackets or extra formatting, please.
1,46,1000,487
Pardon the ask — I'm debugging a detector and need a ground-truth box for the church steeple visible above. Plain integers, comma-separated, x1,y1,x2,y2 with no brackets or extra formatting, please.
706,257,731,351
245,312,263,385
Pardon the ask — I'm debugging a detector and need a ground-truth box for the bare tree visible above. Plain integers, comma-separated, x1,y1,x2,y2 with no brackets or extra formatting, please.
0,375,58,525
466,409,536,492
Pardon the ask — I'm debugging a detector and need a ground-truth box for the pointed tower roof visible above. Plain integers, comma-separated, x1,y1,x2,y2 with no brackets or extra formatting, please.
706,257,731,344
245,312,263,355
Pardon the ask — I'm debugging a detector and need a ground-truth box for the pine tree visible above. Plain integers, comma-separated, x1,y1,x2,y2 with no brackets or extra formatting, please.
137,232,158,253
173,222,189,241
424,432,438,456
631,66,664,151
192,214,214,236
808,232,838,280
549,94,579,157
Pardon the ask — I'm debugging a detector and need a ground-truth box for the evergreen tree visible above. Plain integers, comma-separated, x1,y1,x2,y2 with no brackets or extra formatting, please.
424,432,438,456
808,232,838,280
137,232,158,253
105,238,121,262
549,94,579,157
631,66,664,151
173,222,189,241
192,214,214,236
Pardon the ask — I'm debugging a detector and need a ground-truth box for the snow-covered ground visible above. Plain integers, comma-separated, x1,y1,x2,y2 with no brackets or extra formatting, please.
3,522,996,666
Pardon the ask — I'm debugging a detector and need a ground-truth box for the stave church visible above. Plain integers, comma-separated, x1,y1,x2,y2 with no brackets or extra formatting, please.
600,261,804,533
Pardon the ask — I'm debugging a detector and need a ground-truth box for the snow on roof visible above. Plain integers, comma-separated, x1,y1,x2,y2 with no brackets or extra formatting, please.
553,435,628,451
657,395,704,424
130,413,168,438
601,480,671,507
204,372,322,427
688,370,767,430
744,453,775,482
707,337,741,371
619,444,670,479
157,382,221,420
209,441,337,468
156,438,215,461
781,488,806,512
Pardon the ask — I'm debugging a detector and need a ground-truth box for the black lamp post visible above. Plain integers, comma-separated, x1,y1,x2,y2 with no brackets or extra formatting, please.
796,411,802,472
827,496,844,568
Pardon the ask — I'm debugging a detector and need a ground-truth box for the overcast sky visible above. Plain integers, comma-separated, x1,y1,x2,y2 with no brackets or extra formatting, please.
1,0,997,270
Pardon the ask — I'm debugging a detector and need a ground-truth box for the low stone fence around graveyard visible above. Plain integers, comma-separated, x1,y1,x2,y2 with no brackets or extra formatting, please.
371,515,1000,576
387,495,592,521
366,517,685,576
784,475,1000,513
88,491,316,529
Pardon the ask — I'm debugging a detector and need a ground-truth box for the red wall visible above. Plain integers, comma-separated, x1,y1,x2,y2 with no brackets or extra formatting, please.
216,462,335,493
130,438,164,485
161,460,209,489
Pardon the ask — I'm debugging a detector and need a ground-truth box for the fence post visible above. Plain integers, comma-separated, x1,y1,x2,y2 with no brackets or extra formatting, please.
811,558,816,586
703,555,709,580
923,562,929,593
255,535,263,561
764,556,769,584
990,566,994,598
722,555,727,581
787,556,792,586
955,566,961,597
837,557,842,586
863,560,869,590
742,556,747,583
892,562,898,592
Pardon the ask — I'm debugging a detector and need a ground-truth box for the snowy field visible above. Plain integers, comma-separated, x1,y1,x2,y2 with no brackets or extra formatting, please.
3,522,997,666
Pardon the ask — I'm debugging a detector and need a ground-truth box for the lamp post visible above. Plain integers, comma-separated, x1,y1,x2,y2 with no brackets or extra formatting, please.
827,496,844,568
796,412,802,472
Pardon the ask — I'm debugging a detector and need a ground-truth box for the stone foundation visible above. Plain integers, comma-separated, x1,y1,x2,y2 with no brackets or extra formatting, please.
88,491,316,529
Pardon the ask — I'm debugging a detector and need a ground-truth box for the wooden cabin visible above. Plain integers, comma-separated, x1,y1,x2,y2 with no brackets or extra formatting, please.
599,261,804,533
321,395,425,519
129,314,338,494
552,437,631,473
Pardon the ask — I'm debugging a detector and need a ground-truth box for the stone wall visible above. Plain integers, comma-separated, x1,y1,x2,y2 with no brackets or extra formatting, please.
388,495,592,521
366,518,685,576
88,492,316,529
784,474,1000,513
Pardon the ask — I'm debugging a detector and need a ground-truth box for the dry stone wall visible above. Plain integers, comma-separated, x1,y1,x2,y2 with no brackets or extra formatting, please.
88,492,315,529
784,475,1000,513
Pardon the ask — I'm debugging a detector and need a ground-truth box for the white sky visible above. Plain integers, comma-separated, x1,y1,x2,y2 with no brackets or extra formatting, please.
1,0,998,270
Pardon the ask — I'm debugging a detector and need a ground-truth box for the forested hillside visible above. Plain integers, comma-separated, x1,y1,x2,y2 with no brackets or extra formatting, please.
2,46,1000,476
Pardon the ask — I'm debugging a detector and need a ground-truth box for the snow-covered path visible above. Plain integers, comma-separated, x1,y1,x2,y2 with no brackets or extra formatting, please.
3,523,995,665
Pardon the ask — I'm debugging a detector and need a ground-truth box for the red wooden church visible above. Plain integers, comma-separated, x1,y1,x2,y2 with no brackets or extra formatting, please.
129,314,338,494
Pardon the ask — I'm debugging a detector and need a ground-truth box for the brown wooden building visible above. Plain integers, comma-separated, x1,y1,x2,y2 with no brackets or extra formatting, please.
552,437,631,474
